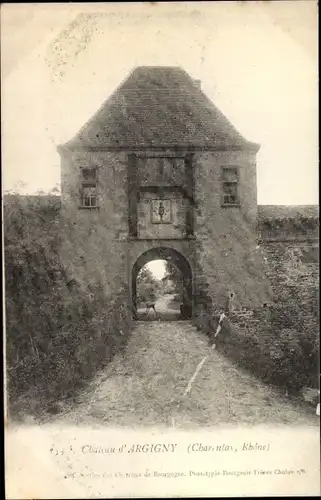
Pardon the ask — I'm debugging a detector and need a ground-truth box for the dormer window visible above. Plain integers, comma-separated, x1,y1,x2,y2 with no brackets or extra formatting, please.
221,167,240,206
80,168,99,208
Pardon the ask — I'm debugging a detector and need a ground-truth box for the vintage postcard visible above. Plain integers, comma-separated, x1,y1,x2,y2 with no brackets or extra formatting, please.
2,1,319,498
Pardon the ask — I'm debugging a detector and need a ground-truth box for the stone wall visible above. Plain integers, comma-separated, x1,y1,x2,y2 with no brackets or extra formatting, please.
258,215,319,312
193,151,273,316
59,150,130,312
59,149,198,323
59,147,319,331
210,228,319,394
260,240,319,309
224,231,319,333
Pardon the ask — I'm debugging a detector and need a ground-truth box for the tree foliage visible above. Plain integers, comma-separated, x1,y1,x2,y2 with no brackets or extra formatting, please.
136,265,159,303
163,262,182,293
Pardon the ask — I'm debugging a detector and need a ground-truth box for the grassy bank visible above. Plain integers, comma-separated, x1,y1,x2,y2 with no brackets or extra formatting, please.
4,195,130,420
212,303,319,396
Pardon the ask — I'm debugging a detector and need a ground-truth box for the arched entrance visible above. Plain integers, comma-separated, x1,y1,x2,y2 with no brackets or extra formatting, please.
132,247,193,320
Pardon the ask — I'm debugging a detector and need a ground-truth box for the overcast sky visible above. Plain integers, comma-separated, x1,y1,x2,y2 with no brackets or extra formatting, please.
2,2,318,204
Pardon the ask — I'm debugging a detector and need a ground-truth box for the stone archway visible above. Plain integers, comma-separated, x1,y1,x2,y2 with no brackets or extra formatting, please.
132,247,193,319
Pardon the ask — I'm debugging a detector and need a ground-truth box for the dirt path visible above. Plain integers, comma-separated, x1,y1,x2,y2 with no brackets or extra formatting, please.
137,294,181,321
54,321,318,428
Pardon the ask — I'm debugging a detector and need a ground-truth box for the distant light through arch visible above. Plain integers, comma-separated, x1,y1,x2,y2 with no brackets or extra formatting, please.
146,260,167,280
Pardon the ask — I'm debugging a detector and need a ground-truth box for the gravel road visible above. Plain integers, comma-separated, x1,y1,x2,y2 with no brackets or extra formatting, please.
53,321,318,428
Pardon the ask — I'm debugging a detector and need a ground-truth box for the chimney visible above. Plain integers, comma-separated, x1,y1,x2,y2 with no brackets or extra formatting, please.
194,79,201,90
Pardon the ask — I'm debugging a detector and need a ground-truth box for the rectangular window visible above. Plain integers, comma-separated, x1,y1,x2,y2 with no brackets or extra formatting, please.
80,168,99,208
82,185,98,207
221,167,240,206
82,168,97,182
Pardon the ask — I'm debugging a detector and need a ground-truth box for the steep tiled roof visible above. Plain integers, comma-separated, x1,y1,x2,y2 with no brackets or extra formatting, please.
258,205,319,222
60,66,259,151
